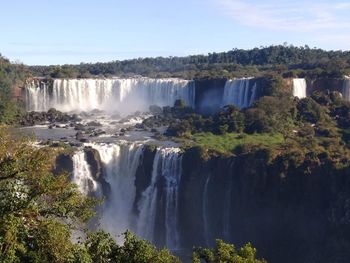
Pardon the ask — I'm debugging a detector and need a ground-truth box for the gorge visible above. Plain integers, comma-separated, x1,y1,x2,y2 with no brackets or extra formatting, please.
18,75,350,262
5,39,350,263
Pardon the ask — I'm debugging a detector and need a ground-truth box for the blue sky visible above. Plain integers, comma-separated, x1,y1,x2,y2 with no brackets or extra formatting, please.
1,0,350,65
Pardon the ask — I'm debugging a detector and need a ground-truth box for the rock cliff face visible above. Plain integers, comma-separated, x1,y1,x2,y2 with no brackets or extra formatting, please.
179,148,350,263
63,144,350,263
54,153,73,175
311,78,344,94
193,79,227,114
134,146,157,212
284,77,345,97
84,147,111,197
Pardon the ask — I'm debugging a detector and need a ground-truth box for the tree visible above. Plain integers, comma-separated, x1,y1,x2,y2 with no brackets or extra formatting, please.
214,105,245,134
245,96,296,139
70,230,181,263
0,128,96,262
192,240,266,263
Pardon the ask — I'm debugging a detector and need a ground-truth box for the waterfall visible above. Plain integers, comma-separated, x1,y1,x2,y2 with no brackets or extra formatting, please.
25,78,195,113
222,180,233,241
72,151,100,195
71,143,183,248
136,147,182,249
342,76,350,101
202,174,211,246
292,78,307,99
25,80,50,111
221,78,258,109
89,142,144,242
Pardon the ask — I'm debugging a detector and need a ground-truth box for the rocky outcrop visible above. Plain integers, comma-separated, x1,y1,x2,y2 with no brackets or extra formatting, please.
19,108,80,126
54,153,73,175
194,78,227,114
283,77,345,97
311,78,344,94
133,145,157,211
84,147,111,198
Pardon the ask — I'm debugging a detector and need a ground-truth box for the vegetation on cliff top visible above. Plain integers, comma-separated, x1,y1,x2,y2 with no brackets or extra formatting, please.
177,133,283,156
162,83,350,162
28,45,350,79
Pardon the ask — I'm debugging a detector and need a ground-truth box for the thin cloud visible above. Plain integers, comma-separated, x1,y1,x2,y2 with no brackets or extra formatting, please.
214,0,350,32
334,3,350,9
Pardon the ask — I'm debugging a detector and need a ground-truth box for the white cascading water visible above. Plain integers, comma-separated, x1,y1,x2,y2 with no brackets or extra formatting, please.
89,142,144,242
202,174,211,246
292,78,307,99
25,80,50,111
221,78,257,109
25,78,195,113
72,151,100,195
136,147,182,249
342,76,350,101
72,144,183,248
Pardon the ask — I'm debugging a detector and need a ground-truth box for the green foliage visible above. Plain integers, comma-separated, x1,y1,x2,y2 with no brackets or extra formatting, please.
167,94,297,141
297,97,328,124
28,45,350,79
214,106,245,134
0,99,25,124
179,132,283,155
263,75,287,97
70,230,181,263
0,54,27,124
0,128,96,262
192,240,266,263
245,96,296,137
84,231,117,263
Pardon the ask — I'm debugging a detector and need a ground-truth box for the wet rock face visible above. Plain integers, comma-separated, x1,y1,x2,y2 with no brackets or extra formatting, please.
19,108,80,126
75,131,84,141
194,78,227,114
133,145,157,211
178,148,350,263
311,78,344,94
54,153,73,175
86,121,102,127
84,147,111,198
149,105,163,115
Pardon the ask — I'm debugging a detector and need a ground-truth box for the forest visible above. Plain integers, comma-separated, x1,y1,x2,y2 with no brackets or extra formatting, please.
28,45,350,79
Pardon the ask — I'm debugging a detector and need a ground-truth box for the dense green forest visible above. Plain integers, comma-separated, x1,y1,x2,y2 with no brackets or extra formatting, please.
28,45,350,79
0,54,28,124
